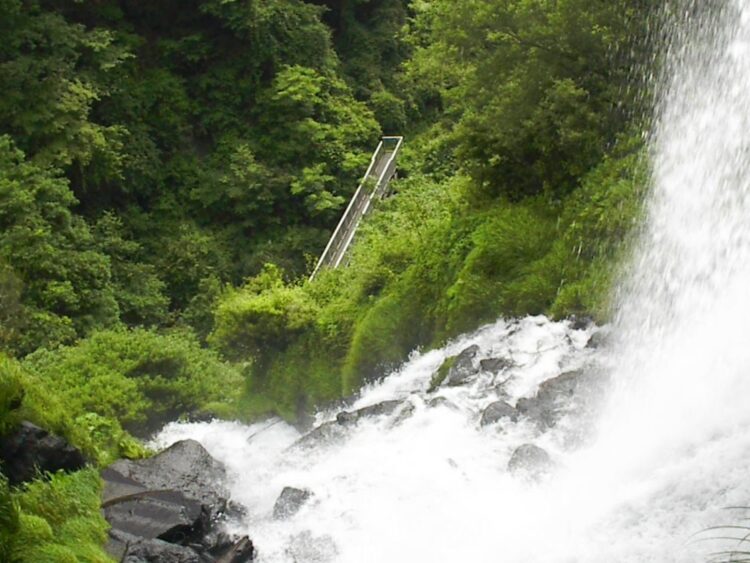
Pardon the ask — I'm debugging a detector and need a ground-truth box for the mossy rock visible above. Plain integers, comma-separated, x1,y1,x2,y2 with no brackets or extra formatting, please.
428,356,456,393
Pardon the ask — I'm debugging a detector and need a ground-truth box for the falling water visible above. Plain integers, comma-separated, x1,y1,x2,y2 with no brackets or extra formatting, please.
156,2,750,561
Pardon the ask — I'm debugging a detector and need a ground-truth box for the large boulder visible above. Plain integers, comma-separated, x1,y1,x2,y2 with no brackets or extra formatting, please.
480,401,517,426
273,487,312,520
0,421,86,485
103,488,207,546
107,440,229,517
102,440,251,562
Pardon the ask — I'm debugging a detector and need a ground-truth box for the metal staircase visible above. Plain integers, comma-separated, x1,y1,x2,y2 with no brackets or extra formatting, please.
310,136,403,280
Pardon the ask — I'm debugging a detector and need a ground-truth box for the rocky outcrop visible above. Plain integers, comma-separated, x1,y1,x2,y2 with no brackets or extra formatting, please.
0,421,86,485
108,440,230,514
293,400,408,450
273,487,312,520
479,401,518,426
103,440,253,562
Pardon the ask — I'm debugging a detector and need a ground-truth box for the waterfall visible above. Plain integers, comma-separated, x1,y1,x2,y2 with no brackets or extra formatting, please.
155,3,750,561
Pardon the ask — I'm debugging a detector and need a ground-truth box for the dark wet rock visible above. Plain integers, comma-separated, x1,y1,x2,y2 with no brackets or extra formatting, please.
444,345,481,386
215,536,255,563
108,440,229,517
293,401,405,449
479,357,513,373
273,487,312,520
336,400,403,426
102,440,246,561
507,444,554,476
107,529,142,561
480,401,518,426
104,488,207,545
0,421,86,485
286,531,338,563
121,536,202,563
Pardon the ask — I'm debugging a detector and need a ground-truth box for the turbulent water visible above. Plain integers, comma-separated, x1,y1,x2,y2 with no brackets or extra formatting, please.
156,2,750,561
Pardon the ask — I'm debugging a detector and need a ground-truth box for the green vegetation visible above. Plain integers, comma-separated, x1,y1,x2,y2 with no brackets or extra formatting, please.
0,0,654,555
1,470,111,562
209,0,652,416
24,328,243,435
428,356,456,393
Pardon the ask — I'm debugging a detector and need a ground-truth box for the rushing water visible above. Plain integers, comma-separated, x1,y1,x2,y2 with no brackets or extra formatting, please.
156,3,750,561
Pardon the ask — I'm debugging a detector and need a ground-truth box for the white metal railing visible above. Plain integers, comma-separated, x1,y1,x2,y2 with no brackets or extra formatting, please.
310,136,403,280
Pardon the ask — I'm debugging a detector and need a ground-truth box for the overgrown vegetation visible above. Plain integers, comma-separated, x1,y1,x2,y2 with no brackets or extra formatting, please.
1,470,111,562
209,0,652,417
0,0,654,555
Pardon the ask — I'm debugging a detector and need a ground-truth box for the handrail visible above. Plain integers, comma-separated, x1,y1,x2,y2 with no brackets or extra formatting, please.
333,136,403,269
310,136,403,280
309,141,384,279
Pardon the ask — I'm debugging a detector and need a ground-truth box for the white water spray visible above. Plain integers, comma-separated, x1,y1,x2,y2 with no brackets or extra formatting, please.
156,3,750,561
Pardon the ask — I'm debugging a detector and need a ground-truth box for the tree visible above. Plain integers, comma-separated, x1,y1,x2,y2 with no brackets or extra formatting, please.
406,0,651,200
0,136,118,354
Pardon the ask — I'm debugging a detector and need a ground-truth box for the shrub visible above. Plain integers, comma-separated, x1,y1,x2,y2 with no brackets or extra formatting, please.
211,264,319,365
24,328,243,436
0,354,146,465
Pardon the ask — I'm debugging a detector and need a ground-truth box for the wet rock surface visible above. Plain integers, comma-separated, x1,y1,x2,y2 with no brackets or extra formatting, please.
103,440,253,562
108,439,230,514
121,535,202,563
335,400,403,425
479,357,513,373
273,487,312,520
444,345,481,386
480,401,518,426
293,400,408,449
0,421,87,485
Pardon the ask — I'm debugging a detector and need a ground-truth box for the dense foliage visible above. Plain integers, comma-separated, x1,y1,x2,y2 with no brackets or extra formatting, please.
0,0,653,555
209,0,652,416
